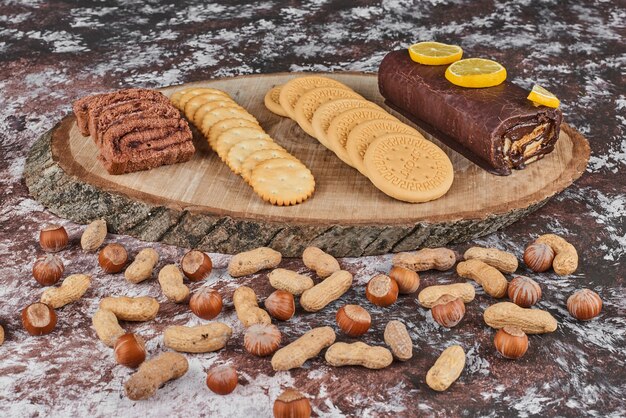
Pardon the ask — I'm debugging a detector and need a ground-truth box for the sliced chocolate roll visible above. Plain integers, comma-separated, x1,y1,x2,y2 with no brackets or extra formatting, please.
73,88,194,175
96,100,179,147
99,129,195,175
73,89,169,136
99,117,194,175
378,50,562,175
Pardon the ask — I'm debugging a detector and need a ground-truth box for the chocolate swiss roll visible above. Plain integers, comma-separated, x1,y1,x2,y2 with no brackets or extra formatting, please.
378,50,562,175
73,88,194,175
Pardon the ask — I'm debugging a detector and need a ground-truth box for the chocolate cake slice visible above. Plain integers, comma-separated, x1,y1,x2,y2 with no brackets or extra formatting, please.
73,88,194,175
378,50,563,175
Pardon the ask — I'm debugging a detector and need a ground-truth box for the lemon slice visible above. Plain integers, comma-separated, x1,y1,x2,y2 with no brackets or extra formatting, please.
445,58,507,88
408,41,463,65
527,84,560,108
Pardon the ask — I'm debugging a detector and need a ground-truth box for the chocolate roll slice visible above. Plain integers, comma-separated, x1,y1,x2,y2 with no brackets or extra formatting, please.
378,50,562,175
73,89,169,136
96,100,180,147
99,117,194,175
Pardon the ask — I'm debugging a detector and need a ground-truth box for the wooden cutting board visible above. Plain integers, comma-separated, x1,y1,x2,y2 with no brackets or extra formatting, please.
25,72,590,257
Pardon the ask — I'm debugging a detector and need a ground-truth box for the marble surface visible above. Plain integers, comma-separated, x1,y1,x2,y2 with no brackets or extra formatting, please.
0,1,624,417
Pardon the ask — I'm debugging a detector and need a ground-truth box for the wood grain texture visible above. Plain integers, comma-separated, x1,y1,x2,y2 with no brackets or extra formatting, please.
24,73,590,256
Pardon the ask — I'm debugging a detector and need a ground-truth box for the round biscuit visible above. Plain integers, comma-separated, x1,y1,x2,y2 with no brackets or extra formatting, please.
346,119,421,176
184,94,234,124
364,134,454,203
215,127,273,161
169,88,193,109
311,99,381,149
226,138,284,175
250,158,315,206
241,148,297,183
279,76,351,119
327,108,397,167
178,88,229,110
264,86,289,117
193,99,242,127
200,106,257,137
208,118,262,150
294,87,363,138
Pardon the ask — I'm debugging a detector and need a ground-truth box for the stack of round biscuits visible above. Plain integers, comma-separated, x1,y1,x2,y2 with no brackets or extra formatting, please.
169,87,315,206
264,76,454,203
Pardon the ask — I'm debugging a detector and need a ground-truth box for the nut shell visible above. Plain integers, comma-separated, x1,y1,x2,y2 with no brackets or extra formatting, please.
523,243,554,273
365,274,398,307
32,254,64,286
181,250,213,281
22,302,57,336
336,304,371,337
494,326,529,359
567,289,602,320
265,290,295,321
206,365,238,395
39,225,68,253
189,288,222,320
80,219,107,252
98,243,128,274
114,333,146,368
431,295,465,328
508,276,542,307
388,266,420,294
273,389,311,418
244,324,282,356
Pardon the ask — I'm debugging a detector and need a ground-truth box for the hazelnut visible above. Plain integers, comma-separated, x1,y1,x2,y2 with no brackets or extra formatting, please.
507,276,542,307
181,250,213,281
431,295,465,328
189,288,223,320
523,243,554,272
567,289,602,321
98,243,128,274
32,254,64,286
244,324,281,356
39,224,68,253
206,365,238,395
494,326,529,359
114,333,146,368
265,290,295,321
365,274,399,307
336,304,371,337
21,302,57,336
273,389,311,418
388,266,420,294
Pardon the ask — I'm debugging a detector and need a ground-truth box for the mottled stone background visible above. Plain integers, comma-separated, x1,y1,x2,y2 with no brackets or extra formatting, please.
0,1,624,417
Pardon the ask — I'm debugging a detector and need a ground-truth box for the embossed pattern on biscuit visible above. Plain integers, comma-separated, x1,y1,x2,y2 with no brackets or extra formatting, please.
327,108,397,166
294,87,363,137
364,134,454,203
346,119,421,176
279,76,352,119
311,98,381,148
264,86,289,117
